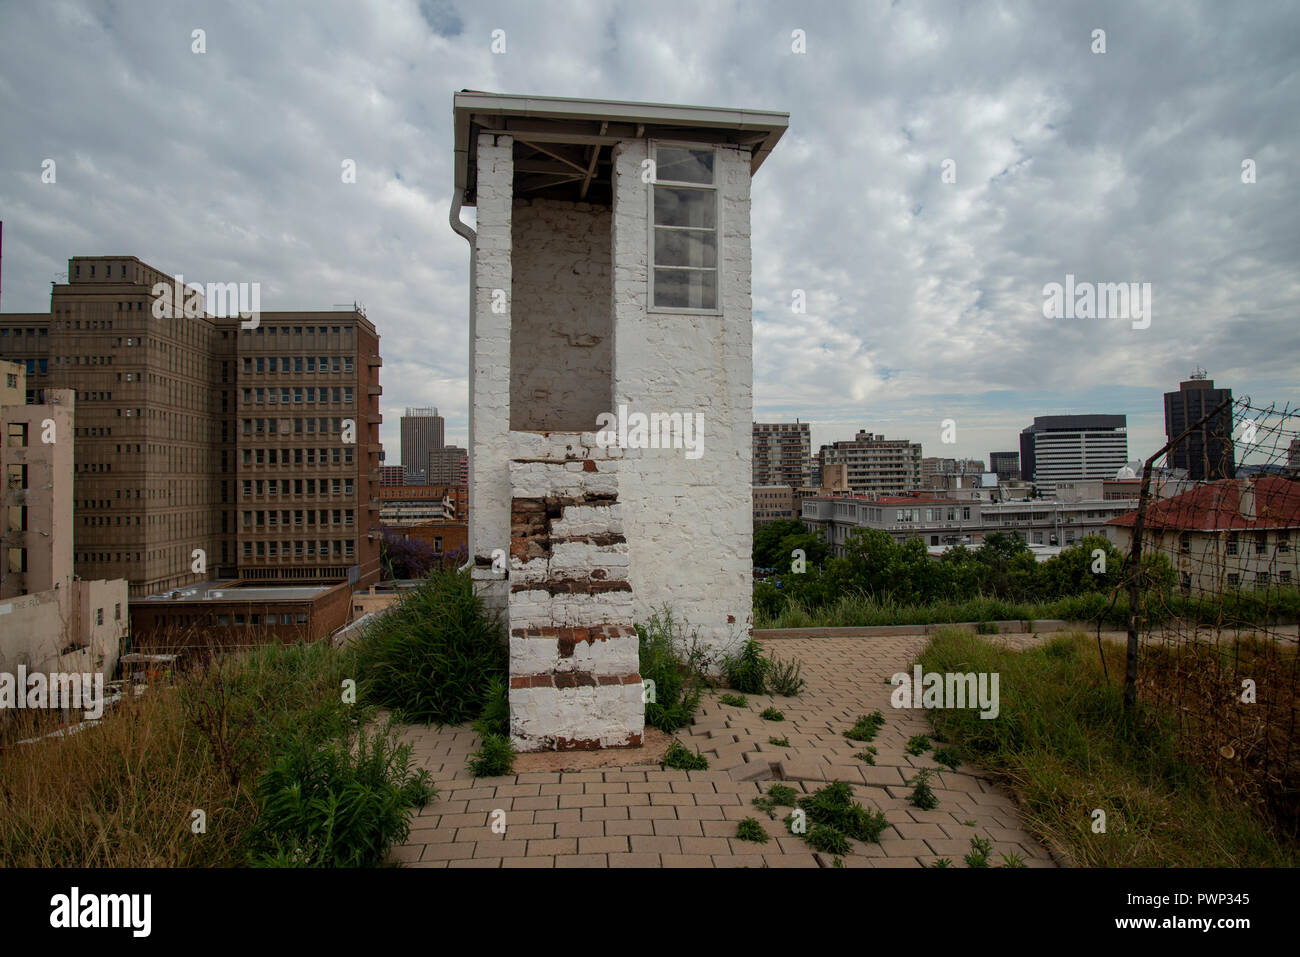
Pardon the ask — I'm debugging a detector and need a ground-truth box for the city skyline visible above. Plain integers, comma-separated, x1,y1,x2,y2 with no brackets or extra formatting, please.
1,1,1296,467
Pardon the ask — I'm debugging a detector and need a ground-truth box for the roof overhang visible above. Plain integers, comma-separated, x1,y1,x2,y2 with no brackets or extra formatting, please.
453,90,788,206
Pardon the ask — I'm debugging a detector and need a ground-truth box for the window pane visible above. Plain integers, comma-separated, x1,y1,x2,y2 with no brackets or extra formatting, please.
654,268,717,310
654,186,716,228
656,147,713,184
655,227,717,268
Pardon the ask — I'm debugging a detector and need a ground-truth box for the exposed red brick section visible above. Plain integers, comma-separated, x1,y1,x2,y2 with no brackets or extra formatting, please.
510,579,632,595
582,459,598,472
509,675,556,689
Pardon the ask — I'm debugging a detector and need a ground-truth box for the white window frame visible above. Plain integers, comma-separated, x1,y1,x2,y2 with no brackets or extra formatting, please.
646,141,723,316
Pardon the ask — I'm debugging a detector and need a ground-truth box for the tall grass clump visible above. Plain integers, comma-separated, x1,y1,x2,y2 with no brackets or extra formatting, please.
915,627,1298,866
637,609,706,732
352,567,506,724
0,640,358,867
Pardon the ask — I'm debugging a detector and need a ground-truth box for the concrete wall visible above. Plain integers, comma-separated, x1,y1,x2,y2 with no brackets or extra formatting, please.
610,140,754,662
509,199,612,433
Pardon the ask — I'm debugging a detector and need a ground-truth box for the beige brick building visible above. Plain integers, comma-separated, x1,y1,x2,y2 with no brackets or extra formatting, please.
2,368,127,678
0,255,383,596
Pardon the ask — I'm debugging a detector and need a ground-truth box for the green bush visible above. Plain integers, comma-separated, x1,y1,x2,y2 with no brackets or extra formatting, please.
844,711,885,742
908,768,939,810
723,639,770,694
662,742,709,771
760,707,785,722
798,781,888,843
767,656,807,696
352,568,506,724
473,678,510,738
637,610,704,732
468,733,515,778
719,693,748,708
736,817,770,843
248,723,435,867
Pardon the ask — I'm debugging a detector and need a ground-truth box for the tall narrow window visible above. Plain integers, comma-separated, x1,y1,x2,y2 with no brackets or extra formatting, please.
651,145,718,311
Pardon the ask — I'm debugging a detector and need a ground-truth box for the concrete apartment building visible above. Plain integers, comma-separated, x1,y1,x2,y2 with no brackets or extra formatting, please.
1019,414,1128,495
428,444,467,485
802,491,1139,555
1109,476,1299,595
2,369,128,678
753,421,810,487
819,431,922,495
1164,372,1235,481
0,255,383,596
400,407,445,484
453,92,785,751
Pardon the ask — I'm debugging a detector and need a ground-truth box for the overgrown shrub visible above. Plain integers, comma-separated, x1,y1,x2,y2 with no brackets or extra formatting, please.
352,567,506,724
247,723,435,867
724,639,771,694
662,742,709,770
767,655,806,696
468,733,515,778
637,610,705,732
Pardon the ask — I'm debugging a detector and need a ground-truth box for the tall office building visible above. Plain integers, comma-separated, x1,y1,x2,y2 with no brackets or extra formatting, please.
752,421,811,487
1019,414,1128,494
0,254,383,595
819,430,922,495
1164,372,1234,480
400,407,445,485
989,451,1020,482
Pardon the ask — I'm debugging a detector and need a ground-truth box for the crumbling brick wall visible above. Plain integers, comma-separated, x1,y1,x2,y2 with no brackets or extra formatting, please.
507,434,643,750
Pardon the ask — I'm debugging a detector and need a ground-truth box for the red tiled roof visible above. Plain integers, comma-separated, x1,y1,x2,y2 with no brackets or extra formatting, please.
1107,476,1300,531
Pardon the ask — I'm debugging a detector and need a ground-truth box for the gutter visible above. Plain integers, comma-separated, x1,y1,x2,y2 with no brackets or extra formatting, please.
449,190,476,573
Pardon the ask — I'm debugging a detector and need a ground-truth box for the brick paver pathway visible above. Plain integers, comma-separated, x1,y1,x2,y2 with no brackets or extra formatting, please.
391,634,1062,868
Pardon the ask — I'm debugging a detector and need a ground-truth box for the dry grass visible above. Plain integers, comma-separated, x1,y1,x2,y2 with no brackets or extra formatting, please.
0,639,352,867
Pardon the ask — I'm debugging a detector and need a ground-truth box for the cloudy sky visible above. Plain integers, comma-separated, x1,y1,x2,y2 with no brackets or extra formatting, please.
2,0,1297,469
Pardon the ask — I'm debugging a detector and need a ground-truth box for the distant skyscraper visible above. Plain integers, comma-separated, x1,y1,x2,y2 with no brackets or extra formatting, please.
989,451,1020,481
1019,415,1128,494
1164,372,1234,480
401,407,445,484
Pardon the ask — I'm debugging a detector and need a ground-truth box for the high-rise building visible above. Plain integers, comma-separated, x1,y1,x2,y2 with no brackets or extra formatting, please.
0,254,383,595
752,421,811,487
401,407,444,484
1164,372,1235,480
428,445,467,486
1019,414,1128,494
989,451,1020,481
819,430,922,495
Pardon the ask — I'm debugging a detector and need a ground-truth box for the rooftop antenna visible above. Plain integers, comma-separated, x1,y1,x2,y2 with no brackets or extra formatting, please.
1190,366,1208,380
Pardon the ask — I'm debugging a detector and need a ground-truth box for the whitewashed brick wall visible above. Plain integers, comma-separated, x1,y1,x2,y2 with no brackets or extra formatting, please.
610,140,755,665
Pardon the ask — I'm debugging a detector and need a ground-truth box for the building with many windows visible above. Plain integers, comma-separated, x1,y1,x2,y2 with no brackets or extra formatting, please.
802,492,1139,556
819,431,922,495
753,421,811,487
1164,373,1235,481
0,254,383,596
400,407,445,484
1019,414,1128,495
